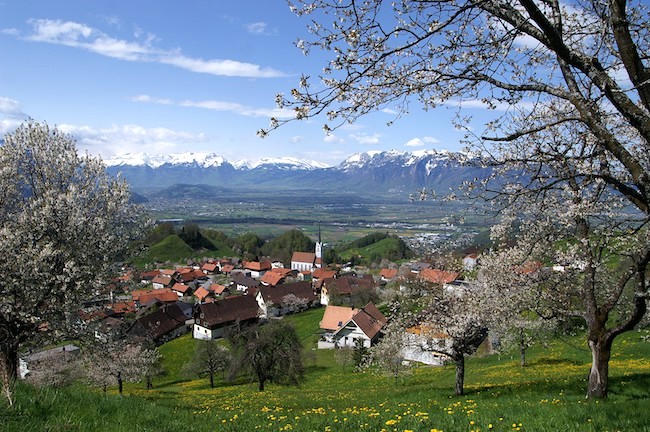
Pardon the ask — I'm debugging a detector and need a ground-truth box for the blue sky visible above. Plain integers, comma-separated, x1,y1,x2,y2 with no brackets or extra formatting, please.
0,1,481,166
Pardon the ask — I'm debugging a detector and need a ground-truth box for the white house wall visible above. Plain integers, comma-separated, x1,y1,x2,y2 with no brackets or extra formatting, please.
193,324,224,340
335,324,371,348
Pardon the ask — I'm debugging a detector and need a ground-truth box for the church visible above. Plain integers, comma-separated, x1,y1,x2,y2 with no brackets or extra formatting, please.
290,225,323,272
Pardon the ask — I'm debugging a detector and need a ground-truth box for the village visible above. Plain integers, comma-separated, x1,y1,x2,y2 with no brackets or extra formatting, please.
20,233,480,377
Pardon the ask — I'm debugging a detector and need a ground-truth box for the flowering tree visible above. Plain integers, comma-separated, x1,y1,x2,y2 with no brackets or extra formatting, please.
228,321,305,392
83,340,161,396
393,281,488,396
182,340,232,388
365,320,413,384
0,121,146,403
267,0,650,399
477,141,650,397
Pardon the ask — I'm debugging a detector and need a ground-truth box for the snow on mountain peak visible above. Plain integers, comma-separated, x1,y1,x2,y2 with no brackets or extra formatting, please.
249,157,329,170
105,152,226,168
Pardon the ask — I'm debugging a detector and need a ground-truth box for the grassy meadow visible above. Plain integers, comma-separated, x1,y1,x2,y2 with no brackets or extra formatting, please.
2,308,650,431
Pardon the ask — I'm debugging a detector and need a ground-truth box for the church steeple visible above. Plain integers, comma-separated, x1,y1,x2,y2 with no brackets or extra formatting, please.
315,222,323,267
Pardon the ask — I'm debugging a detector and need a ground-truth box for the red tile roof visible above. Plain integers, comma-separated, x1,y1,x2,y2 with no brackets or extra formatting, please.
260,271,285,286
320,305,357,331
138,289,179,306
209,283,228,295
419,269,460,285
243,261,272,271
172,283,191,294
312,268,336,280
152,274,173,286
202,262,219,273
336,302,387,340
194,287,211,302
292,252,316,264
379,268,398,279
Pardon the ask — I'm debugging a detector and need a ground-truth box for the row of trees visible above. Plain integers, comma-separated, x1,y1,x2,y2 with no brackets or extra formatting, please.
266,0,650,399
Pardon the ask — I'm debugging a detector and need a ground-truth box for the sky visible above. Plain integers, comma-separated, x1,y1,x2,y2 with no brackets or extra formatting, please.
0,0,486,166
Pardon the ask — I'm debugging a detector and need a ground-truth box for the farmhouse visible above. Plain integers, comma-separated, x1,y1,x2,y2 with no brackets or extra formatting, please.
320,274,376,305
318,302,386,349
193,295,260,340
128,302,189,344
255,281,319,318
230,273,261,294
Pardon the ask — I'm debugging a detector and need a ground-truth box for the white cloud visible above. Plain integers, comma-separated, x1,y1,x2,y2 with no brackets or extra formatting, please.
22,19,288,78
246,22,272,35
130,94,172,105
1,28,20,36
323,133,343,144
56,123,207,158
0,96,28,119
405,136,440,147
350,132,381,145
161,55,284,78
444,98,535,112
180,99,291,118
131,94,294,118
381,108,399,115
291,135,303,144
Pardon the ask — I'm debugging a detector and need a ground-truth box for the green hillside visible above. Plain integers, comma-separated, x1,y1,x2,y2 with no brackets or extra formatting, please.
339,234,414,264
134,233,235,265
4,308,649,431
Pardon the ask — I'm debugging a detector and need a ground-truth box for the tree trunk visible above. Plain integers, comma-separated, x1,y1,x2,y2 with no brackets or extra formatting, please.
0,343,19,379
587,337,612,398
454,355,465,396
258,378,265,392
117,371,123,396
0,343,19,406
146,375,153,390
209,372,214,389
0,353,14,406
520,332,527,368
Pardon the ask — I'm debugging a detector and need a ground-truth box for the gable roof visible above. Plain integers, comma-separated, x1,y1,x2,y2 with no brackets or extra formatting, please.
260,271,285,286
379,268,398,279
106,301,136,315
419,269,460,285
271,267,295,277
292,251,316,264
243,261,272,272
130,303,186,340
257,281,316,305
312,268,337,280
202,262,219,272
172,283,191,294
196,295,260,328
336,302,387,340
323,274,375,295
320,305,357,332
137,289,179,307
208,283,228,295
194,287,212,302
151,274,173,286
231,273,261,288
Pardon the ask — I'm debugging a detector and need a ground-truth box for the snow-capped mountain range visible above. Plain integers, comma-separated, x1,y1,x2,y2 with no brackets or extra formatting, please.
105,152,329,170
105,149,489,194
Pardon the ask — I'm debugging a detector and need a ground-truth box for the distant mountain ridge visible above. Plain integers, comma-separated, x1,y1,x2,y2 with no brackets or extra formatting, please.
106,149,491,195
